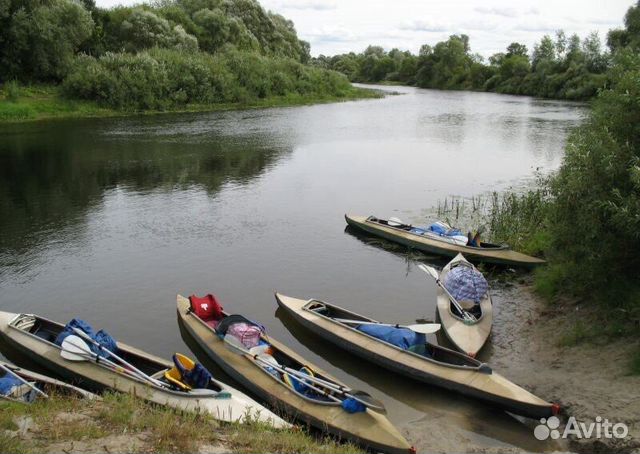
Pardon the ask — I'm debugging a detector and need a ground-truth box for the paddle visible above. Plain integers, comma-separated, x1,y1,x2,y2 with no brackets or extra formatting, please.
70,328,167,388
223,335,386,413
418,264,476,323
387,217,408,227
61,335,223,396
0,362,48,399
334,318,441,334
61,335,167,388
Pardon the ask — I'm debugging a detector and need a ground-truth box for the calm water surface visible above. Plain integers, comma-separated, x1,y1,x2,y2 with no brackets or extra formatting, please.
0,85,586,452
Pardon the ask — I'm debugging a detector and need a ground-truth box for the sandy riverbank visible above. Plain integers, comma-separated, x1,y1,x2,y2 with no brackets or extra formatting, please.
489,278,639,454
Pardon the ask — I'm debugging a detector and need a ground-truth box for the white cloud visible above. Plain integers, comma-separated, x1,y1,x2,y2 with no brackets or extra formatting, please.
474,6,519,18
304,25,358,43
265,0,336,10
513,19,565,33
399,19,450,33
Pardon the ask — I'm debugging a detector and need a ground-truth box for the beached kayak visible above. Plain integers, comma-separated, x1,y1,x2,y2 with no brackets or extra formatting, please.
345,214,545,268
436,254,493,357
177,294,414,454
0,310,289,428
275,293,559,419
0,361,97,403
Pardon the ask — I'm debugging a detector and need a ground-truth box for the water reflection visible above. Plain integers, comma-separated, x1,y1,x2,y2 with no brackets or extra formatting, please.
0,119,291,282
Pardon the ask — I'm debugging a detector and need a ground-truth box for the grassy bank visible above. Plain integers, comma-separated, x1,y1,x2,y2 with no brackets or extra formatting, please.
0,84,380,123
1,392,362,453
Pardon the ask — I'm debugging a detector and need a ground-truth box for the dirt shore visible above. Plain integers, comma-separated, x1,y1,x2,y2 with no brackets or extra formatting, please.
490,278,639,454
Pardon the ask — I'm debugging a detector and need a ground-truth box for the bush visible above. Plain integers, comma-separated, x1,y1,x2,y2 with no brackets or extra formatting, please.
3,80,20,102
63,48,353,110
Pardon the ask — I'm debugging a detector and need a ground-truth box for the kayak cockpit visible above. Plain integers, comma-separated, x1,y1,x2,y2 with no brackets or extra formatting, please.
8,313,226,395
303,300,489,372
365,216,507,250
186,295,345,405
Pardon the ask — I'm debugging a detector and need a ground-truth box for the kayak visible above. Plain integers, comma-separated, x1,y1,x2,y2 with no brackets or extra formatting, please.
345,214,545,268
0,361,97,403
436,254,493,357
177,294,414,454
0,310,289,428
275,293,559,419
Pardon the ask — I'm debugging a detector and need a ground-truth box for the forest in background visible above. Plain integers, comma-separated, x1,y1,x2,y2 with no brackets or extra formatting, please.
313,17,631,100
0,0,361,110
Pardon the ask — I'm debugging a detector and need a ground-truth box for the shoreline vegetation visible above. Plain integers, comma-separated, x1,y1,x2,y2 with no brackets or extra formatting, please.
429,2,640,373
0,83,380,123
0,391,362,454
0,0,381,124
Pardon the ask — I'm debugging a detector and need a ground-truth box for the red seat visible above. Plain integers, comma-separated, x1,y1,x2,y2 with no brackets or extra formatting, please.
189,294,224,322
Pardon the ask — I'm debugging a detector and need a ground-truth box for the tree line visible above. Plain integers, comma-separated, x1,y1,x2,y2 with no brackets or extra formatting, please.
0,0,354,109
312,17,635,100
484,2,640,335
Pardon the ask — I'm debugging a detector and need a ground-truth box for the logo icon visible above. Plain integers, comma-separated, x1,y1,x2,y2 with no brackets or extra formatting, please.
534,416,561,440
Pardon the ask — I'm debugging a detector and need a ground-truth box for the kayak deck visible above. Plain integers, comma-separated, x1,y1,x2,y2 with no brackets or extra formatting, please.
0,361,97,403
436,254,493,357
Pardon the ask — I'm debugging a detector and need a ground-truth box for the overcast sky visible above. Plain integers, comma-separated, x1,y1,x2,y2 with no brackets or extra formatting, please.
96,0,634,58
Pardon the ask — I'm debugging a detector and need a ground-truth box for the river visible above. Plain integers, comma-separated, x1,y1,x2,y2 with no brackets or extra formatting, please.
0,85,586,452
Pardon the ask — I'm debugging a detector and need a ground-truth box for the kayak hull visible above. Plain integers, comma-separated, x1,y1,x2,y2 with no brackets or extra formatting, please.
345,214,545,268
177,295,413,454
0,361,98,403
436,253,493,357
0,310,289,428
275,293,556,419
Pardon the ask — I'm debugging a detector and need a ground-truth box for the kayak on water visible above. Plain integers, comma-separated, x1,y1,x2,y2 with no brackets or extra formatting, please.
345,214,545,268
275,292,559,419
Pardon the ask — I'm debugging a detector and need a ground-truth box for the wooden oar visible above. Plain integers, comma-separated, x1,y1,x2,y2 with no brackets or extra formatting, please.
418,264,476,323
223,335,386,413
0,362,48,399
70,328,167,388
334,318,441,334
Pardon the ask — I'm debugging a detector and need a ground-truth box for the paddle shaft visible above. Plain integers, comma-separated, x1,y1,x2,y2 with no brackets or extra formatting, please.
253,353,379,407
418,265,476,322
71,328,166,388
68,348,220,395
224,336,382,410
333,318,440,334
0,363,48,398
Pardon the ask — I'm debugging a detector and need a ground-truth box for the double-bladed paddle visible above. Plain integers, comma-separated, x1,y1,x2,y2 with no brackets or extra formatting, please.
418,264,477,323
222,334,386,413
70,328,167,388
334,318,441,334
61,335,220,396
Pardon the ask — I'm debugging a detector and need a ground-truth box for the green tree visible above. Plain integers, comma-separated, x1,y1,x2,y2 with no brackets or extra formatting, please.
607,0,640,51
506,42,527,57
1,0,94,81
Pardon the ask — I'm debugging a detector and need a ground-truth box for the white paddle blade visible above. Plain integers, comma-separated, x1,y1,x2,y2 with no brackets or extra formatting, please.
61,335,95,361
387,217,403,226
406,323,441,334
418,264,440,280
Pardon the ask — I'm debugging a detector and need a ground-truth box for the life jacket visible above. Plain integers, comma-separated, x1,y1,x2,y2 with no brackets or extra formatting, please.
189,294,224,322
